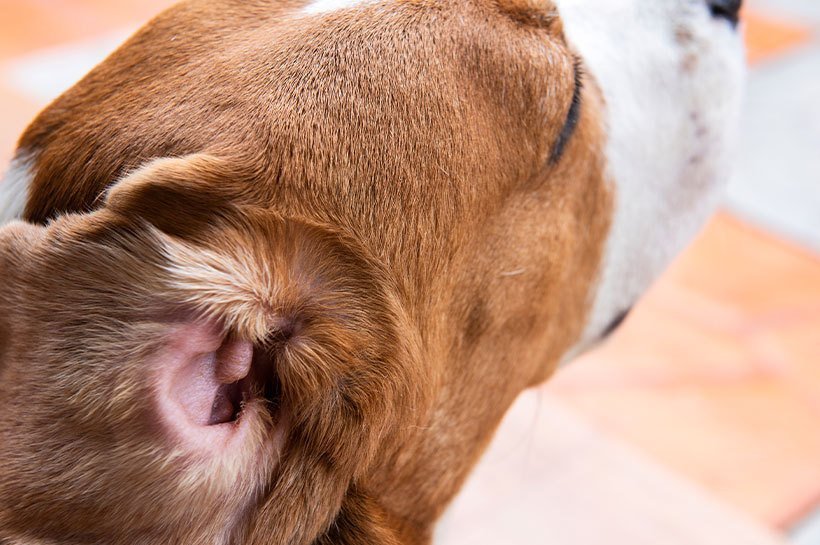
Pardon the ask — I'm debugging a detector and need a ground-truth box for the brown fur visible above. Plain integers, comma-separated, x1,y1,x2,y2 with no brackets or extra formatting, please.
0,0,612,543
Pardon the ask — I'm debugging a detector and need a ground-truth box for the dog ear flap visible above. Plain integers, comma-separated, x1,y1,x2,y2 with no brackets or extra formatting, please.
0,160,280,539
1,154,427,543
0,219,45,268
0,220,46,370
103,153,254,239
0,220,46,310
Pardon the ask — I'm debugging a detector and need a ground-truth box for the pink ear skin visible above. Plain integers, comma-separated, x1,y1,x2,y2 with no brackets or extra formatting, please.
153,321,258,453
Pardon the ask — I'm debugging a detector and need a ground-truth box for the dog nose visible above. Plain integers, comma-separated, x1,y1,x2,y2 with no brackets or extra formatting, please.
707,0,742,26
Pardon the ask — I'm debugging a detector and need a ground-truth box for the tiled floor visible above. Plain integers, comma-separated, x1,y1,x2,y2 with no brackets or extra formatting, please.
550,214,820,528
0,2,818,544
728,5,820,253
744,9,813,64
438,392,788,545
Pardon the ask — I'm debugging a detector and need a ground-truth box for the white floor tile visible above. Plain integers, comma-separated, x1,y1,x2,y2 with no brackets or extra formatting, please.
725,44,820,253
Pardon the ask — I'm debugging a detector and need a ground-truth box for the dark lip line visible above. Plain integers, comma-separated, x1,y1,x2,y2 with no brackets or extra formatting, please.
549,55,584,165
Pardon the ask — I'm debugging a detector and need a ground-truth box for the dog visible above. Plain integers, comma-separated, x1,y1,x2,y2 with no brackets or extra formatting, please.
0,0,744,543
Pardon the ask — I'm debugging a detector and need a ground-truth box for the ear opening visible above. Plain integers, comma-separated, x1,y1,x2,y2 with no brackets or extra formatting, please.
151,320,260,451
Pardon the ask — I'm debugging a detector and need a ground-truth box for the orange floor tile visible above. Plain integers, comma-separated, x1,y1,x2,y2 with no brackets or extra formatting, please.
0,1,82,59
0,0,175,60
551,214,820,528
70,0,177,24
667,215,820,315
744,9,814,65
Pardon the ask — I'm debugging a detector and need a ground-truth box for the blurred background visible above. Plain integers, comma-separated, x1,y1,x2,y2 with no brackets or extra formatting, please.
0,1,817,544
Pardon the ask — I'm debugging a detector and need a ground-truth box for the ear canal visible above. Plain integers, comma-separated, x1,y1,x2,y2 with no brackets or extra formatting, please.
152,321,256,450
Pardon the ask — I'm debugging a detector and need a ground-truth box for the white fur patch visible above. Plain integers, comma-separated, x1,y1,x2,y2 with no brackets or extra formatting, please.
0,154,35,226
301,0,374,15
554,0,745,356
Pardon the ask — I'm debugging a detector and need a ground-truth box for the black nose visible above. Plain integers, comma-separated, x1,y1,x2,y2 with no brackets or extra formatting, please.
708,0,742,26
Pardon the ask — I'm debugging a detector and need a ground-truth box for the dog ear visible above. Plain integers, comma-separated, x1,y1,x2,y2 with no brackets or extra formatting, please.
0,199,277,542
109,158,430,545
0,155,282,542
0,154,425,545
103,153,255,239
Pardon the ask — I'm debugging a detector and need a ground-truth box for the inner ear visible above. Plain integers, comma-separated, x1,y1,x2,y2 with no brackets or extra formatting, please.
152,321,256,449
104,154,251,239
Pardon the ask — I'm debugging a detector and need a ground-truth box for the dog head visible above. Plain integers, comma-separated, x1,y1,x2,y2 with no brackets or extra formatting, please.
0,0,744,543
